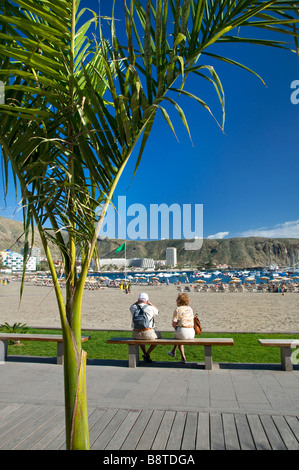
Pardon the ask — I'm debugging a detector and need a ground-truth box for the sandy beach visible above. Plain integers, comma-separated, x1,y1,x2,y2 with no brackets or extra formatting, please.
0,281,298,333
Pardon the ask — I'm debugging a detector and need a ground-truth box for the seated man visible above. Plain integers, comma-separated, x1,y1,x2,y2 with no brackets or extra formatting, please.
130,292,161,362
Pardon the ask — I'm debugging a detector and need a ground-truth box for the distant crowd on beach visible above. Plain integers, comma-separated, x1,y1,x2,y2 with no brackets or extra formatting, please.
1,273,298,294
177,281,298,294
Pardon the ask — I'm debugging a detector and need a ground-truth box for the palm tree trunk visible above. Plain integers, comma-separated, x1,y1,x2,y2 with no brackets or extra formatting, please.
59,259,90,450
39,231,90,449
63,319,89,450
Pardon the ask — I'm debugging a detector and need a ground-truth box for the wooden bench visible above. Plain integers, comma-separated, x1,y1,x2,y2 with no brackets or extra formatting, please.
258,339,299,371
0,333,90,365
107,337,234,370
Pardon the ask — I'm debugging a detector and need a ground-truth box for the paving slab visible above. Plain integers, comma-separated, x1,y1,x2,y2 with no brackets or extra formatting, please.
0,359,298,415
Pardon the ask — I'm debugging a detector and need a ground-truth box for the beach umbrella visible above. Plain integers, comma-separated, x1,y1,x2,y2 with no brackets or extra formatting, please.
213,278,221,282
244,277,255,282
195,279,206,283
259,276,270,283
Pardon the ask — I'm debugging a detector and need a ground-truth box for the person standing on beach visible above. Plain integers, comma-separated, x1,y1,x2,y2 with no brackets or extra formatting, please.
130,293,161,362
125,281,131,294
168,293,195,363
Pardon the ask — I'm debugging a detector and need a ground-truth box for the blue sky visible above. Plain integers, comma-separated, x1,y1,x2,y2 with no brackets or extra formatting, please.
110,7,299,241
0,2,298,241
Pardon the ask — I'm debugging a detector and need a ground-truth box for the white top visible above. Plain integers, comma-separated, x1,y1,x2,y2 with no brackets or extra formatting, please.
130,302,159,329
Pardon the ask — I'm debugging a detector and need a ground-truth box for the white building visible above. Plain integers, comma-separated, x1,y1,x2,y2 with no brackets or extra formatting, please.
21,246,41,264
166,247,177,267
154,260,167,268
98,258,129,269
129,258,155,270
1,250,37,271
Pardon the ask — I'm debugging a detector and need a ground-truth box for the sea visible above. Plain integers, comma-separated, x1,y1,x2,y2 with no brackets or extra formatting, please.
88,268,299,285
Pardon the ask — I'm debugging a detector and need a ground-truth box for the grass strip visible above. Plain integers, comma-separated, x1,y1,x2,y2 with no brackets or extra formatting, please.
1,327,299,364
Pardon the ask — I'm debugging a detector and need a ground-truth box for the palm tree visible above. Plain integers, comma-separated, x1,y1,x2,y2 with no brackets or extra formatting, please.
0,0,298,450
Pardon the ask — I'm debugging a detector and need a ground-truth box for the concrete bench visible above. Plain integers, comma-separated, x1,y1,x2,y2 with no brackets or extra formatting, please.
107,337,234,370
258,339,299,371
0,333,90,365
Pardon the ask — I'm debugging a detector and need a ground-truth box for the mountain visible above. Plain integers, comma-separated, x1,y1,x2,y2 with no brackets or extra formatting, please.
97,236,299,268
0,216,60,257
0,216,298,268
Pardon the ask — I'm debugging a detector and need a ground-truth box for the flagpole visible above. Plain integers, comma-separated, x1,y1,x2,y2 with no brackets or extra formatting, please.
125,240,127,281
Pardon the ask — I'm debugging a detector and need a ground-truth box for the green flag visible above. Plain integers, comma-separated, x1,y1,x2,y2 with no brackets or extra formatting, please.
115,242,125,253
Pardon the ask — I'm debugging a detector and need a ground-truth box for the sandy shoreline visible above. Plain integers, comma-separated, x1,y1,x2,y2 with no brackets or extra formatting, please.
0,282,298,333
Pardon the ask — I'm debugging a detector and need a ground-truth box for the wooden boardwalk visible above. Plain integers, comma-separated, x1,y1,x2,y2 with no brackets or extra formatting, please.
0,402,298,450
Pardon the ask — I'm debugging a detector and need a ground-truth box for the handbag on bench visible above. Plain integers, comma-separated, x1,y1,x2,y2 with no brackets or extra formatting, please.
193,314,202,335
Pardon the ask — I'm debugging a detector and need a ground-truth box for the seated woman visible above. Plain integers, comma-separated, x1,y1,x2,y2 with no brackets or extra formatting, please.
168,293,195,363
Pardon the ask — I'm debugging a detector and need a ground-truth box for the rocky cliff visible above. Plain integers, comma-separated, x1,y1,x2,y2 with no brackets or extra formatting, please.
1,216,297,268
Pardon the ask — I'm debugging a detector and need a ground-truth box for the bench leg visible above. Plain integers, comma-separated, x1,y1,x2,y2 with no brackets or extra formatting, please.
281,347,293,371
57,343,64,365
204,345,213,370
0,340,8,364
128,344,139,368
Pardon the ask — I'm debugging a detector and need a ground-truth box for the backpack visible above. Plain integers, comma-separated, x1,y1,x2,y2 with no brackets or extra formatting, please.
133,305,150,330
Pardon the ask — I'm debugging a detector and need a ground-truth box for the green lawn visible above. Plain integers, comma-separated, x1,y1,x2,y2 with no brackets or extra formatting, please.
2,327,299,364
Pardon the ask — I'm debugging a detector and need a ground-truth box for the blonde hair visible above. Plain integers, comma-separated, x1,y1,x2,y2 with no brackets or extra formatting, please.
176,293,190,306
